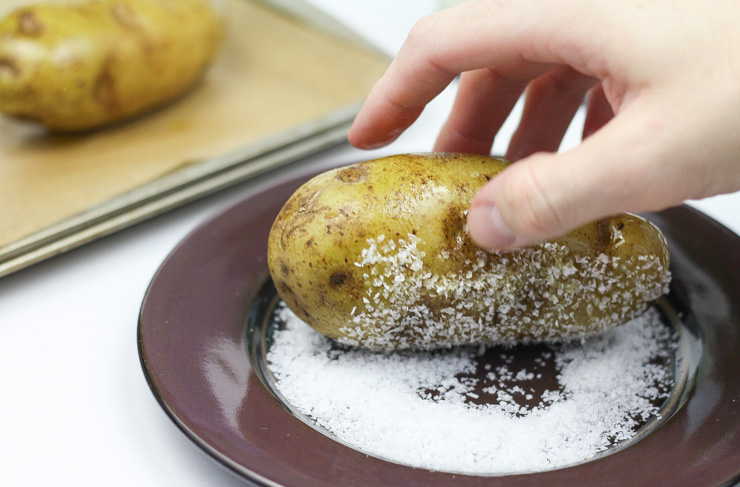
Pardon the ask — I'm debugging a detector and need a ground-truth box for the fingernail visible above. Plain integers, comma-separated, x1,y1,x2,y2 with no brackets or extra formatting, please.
468,203,517,250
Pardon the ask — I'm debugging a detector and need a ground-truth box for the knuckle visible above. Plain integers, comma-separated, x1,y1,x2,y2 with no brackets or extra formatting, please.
405,14,438,52
405,14,457,79
482,67,529,94
538,67,592,102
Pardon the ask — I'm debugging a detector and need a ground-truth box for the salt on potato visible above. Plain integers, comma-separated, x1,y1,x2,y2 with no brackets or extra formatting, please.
340,231,670,350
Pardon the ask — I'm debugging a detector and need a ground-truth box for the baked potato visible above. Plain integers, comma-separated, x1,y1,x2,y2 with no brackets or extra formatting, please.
268,153,671,350
0,0,223,131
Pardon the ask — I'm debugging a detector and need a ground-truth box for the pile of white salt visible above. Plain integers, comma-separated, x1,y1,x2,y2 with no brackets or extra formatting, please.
267,305,676,475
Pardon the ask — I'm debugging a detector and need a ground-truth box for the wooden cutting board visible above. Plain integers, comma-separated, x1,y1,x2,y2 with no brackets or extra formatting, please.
0,0,389,276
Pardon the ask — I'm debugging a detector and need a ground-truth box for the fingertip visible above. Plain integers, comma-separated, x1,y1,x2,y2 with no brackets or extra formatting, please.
467,201,516,250
347,116,374,149
347,90,421,149
348,122,404,150
468,154,574,250
468,177,539,250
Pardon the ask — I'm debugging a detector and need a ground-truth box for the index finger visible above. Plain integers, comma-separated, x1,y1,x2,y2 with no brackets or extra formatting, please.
347,26,456,150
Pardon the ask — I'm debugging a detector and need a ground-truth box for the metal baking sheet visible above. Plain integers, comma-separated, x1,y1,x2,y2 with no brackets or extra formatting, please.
0,0,389,278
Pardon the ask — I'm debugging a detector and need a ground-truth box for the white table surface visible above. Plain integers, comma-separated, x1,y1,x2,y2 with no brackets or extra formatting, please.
2,2,739,486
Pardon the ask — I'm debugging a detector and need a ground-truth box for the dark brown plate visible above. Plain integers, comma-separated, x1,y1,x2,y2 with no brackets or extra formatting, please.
138,161,740,486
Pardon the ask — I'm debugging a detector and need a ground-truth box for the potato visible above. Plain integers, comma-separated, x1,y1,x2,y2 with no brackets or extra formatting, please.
268,153,671,351
0,0,223,131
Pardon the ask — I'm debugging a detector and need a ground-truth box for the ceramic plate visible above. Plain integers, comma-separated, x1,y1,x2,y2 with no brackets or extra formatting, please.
138,161,740,486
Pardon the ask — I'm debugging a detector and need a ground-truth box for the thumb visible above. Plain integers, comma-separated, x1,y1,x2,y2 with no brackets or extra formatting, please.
467,103,678,249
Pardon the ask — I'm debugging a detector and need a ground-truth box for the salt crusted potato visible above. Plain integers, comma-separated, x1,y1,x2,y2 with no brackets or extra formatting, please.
0,0,223,131
268,153,671,351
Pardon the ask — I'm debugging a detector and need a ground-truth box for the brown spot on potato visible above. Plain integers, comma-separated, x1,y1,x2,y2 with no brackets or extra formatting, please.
275,280,295,303
299,306,313,324
317,285,330,306
95,57,117,110
336,165,367,183
596,218,611,253
110,4,156,54
277,188,329,248
329,272,348,287
279,205,328,250
0,58,20,78
6,110,38,123
442,205,467,243
17,10,43,37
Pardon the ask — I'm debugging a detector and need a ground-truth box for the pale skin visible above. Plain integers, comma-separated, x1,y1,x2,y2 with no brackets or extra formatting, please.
348,0,740,250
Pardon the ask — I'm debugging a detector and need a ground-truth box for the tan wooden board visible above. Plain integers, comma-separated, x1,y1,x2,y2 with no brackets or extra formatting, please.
0,0,389,276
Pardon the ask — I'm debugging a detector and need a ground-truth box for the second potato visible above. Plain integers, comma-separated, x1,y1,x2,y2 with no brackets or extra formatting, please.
0,0,224,131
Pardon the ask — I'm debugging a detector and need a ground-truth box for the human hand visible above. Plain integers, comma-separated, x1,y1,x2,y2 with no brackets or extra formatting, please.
348,0,740,250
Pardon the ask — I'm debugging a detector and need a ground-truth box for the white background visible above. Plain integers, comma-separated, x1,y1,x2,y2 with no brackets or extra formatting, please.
1,1,738,486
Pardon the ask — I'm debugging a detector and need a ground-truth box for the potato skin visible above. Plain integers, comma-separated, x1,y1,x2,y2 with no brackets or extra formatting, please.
268,153,671,350
0,0,223,131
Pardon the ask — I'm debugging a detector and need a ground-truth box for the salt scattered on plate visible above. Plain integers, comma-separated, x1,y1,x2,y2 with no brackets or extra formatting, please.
266,304,676,476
